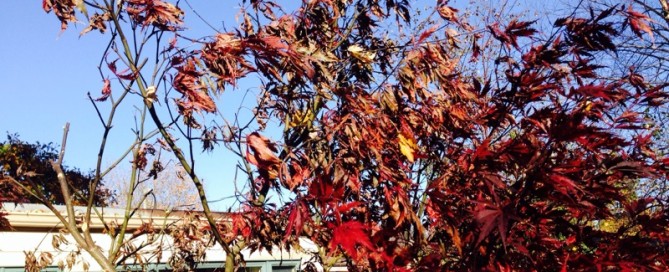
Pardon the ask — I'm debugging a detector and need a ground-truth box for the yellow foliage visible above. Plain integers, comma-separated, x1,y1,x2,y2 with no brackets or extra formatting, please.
347,45,376,64
398,134,417,163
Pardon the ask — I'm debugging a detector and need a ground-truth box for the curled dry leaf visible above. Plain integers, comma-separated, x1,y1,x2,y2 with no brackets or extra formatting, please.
38,252,53,268
42,0,77,31
437,5,459,22
627,6,654,40
132,143,155,170
246,132,281,180
144,85,158,105
80,12,110,35
125,0,184,31
348,45,376,64
107,58,137,81
95,78,111,102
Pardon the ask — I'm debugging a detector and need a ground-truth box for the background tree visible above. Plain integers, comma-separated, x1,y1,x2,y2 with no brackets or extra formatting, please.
106,158,203,211
0,134,113,206
9,0,668,271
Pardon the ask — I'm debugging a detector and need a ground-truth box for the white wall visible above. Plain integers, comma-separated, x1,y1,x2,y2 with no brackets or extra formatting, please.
0,231,322,271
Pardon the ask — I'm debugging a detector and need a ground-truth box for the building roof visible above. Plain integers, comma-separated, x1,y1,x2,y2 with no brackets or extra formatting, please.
1,202,229,232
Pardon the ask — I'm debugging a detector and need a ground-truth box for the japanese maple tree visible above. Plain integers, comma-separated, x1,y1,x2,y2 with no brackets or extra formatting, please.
28,0,669,271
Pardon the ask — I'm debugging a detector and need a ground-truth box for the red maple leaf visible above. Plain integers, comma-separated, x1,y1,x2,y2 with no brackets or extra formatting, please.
329,221,374,261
